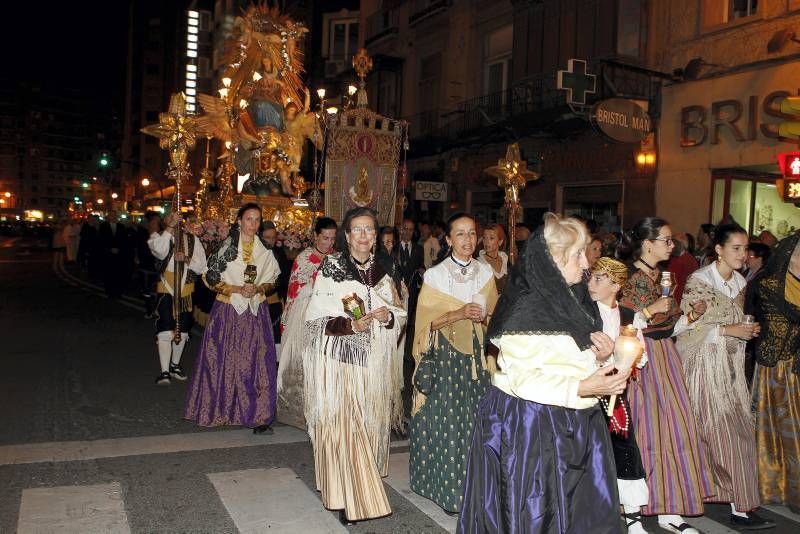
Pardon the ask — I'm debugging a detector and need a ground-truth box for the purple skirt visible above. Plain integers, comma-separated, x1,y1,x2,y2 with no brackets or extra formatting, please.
184,299,277,428
458,386,620,534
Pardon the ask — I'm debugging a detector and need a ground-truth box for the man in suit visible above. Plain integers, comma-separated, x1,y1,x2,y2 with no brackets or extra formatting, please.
261,221,291,343
98,211,134,299
396,218,425,416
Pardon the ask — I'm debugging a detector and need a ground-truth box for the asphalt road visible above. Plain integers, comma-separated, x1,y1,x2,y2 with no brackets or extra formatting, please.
1,235,799,533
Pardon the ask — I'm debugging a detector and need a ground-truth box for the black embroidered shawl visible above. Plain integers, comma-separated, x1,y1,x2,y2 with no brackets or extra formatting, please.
205,226,271,287
486,230,601,350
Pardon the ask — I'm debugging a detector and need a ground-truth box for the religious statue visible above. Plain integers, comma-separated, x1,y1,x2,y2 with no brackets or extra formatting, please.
350,167,373,207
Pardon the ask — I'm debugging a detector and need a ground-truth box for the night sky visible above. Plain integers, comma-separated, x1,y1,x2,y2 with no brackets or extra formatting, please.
4,1,130,107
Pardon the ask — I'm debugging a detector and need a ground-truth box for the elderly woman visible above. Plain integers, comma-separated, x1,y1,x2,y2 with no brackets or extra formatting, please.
410,212,498,514
276,216,337,430
458,213,625,533
184,203,280,434
303,207,406,524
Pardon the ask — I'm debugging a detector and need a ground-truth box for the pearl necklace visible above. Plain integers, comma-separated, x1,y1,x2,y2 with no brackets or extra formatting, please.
598,396,630,434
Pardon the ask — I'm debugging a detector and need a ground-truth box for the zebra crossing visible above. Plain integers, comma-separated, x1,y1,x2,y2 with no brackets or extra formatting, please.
5,424,799,533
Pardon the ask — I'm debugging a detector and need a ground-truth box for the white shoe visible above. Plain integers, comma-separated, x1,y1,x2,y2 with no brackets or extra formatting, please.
658,521,701,534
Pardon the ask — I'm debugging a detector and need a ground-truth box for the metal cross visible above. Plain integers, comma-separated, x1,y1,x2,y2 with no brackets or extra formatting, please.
557,59,596,106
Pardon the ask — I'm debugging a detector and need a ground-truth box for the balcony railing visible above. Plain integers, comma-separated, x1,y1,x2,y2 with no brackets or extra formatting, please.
409,0,450,26
405,59,662,151
365,9,400,46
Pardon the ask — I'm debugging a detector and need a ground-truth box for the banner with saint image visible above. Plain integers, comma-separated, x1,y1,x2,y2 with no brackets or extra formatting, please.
324,108,403,226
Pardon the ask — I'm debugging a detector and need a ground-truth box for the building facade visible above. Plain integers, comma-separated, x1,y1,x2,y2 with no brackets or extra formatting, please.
359,0,661,232
121,0,213,207
648,0,800,237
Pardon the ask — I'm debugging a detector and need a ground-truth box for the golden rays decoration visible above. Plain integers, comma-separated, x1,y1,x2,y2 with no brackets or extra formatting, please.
484,143,539,264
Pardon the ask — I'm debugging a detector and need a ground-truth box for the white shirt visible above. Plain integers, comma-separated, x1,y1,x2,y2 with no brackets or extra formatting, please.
423,257,494,303
477,250,508,279
148,231,207,290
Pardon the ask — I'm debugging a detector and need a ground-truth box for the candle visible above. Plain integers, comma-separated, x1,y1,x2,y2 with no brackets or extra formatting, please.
607,325,642,416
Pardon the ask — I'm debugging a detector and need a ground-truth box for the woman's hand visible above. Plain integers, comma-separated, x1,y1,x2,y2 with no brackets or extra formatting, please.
352,314,373,333
459,303,484,323
689,300,707,317
578,366,632,397
240,283,257,298
646,296,673,315
589,332,615,361
372,306,390,324
723,322,759,340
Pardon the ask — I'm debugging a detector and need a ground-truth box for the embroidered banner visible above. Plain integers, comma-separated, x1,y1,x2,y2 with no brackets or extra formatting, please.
324,108,403,226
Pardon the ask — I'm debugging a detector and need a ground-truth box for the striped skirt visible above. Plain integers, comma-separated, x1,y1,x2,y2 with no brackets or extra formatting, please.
627,337,714,515
754,360,800,510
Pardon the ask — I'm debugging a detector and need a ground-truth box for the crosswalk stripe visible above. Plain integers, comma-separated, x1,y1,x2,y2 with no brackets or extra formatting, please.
0,426,309,466
208,468,345,533
17,481,130,534
384,452,457,534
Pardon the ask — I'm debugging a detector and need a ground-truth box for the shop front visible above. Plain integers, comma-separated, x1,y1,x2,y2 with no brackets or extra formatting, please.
657,61,800,238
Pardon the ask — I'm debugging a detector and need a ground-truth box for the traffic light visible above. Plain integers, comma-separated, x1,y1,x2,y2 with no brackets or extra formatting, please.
779,96,800,140
776,151,800,202
98,151,111,168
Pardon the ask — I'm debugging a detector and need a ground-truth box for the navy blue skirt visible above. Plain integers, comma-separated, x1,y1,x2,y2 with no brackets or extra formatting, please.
458,386,621,534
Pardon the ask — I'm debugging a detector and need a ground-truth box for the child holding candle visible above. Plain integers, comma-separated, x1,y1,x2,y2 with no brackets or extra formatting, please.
588,257,650,534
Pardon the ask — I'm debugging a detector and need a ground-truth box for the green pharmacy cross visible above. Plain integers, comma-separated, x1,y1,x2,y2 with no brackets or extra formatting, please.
557,59,596,106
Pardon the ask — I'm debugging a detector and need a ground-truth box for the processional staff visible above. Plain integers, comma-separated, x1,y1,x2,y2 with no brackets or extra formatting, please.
141,92,202,344
484,143,539,265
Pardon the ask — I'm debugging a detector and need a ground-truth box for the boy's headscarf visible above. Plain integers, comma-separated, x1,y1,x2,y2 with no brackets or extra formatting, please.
591,257,628,287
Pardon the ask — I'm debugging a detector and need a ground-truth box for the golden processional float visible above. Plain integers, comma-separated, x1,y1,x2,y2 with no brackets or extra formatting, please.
140,4,408,259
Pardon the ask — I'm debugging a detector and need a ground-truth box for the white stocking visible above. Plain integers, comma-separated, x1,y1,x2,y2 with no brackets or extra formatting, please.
157,331,174,373
731,503,748,517
171,333,189,366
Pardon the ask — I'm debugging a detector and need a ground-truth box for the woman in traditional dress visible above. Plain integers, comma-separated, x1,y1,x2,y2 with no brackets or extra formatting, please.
303,207,406,524
410,212,498,514
750,232,800,512
276,216,337,429
618,217,714,533
184,203,280,434
476,223,508,293
676,223,775,530
458,213,625,533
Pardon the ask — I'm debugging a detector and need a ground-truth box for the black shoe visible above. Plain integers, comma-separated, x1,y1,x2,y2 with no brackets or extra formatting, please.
730,512,776,530
155,372,170,386
444,510,460,517
169,363,187,381
338,511,355,526
252,424,274,435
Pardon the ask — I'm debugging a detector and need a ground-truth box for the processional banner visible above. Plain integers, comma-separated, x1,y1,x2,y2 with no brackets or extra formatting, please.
325,108,403,226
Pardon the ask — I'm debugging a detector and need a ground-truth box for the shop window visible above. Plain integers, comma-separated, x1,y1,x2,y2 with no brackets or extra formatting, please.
729,179,752,230
711,178,725,225
755,182,800,239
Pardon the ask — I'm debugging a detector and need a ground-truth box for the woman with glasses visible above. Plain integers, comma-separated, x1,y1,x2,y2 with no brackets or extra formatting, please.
303,207,406,525
410,212,498,514
617,217,713,534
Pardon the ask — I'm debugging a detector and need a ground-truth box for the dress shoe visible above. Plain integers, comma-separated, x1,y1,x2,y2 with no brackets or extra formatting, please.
338,510,355,526
730,512,775,530
252,424,273,435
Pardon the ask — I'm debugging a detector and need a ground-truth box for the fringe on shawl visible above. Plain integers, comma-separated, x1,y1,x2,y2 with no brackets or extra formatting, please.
302,316,405,461
276,284,311,391
677,279,754,427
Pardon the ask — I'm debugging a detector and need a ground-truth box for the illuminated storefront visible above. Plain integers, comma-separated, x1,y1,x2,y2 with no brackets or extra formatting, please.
657,61,800,238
